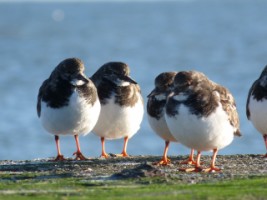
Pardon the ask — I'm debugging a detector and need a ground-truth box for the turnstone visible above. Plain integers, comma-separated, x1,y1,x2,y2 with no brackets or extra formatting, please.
165,70,241,172
91,62,144,158
37,58,101,161
147,72,195,165
246,65,267,158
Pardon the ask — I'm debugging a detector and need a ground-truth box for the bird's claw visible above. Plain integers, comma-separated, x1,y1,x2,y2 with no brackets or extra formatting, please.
54,155,66,161
73,151,88,160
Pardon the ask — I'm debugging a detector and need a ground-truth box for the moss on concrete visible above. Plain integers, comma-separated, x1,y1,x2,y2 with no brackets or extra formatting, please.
0,155,266,199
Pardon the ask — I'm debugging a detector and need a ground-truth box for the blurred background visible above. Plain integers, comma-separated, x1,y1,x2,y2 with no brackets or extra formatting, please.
1,0,267,160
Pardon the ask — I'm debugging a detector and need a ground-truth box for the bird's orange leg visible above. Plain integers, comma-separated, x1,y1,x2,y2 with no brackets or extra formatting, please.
116,137,129,157
192,151,203,172
54,135,66,161
180,149,196,165
73,135,87,160
154,141,171,166
100,137,109,158
263,135,267,158
204,148,221,172
180,151,203,172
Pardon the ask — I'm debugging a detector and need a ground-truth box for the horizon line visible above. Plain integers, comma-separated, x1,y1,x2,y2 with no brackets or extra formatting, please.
0,0,195,2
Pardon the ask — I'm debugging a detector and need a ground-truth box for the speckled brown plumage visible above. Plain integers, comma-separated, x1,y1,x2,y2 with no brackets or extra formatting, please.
147,72,177,120
91,62,142,107
37,58,98,117
213,84,241,136
166,70,241,137
166,71,218,118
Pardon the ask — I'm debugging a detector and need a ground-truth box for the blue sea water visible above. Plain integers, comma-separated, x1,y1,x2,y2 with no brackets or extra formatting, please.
1,0,267,160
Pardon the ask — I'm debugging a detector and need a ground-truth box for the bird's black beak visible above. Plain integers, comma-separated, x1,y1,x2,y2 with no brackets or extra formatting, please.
147,89,159,98
103,74,138,85
71,73,89,86
118,74,137,84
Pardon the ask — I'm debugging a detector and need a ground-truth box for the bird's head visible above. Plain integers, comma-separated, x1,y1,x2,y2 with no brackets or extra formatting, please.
52,58,89,86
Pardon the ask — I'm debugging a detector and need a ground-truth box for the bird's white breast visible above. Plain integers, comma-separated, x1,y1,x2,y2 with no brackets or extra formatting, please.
165,103,234,151
147,114,177,142
249,96,267,135
93,95,144,139
41,90,100,136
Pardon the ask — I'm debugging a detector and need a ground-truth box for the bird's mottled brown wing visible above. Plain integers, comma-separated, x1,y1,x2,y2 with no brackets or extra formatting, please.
37,79,49,118
246,80,258,120
215,84,241,137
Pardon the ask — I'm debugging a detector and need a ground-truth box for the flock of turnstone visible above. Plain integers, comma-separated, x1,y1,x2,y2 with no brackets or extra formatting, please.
37,57,267,172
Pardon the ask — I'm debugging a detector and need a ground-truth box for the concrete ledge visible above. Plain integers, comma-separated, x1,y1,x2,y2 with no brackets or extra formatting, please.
0,154,266,184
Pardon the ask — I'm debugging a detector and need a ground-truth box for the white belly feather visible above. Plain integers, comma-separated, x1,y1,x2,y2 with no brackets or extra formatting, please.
249,96,267,135
166,103,234,151
41,91,100,136
147,114,177,142
93,95,144,139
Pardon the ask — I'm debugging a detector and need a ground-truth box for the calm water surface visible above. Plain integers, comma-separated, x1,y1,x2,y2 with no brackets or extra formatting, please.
1,0,267,160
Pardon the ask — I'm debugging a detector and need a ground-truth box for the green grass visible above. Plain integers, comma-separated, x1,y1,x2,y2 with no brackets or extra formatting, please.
0,173,266,200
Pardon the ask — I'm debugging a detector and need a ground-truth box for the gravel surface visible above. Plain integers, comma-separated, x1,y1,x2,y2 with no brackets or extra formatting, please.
0,154,266,184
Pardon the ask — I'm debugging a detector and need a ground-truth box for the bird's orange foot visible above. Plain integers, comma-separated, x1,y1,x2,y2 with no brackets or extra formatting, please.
263,153,267,158
115,152,129,157
100,152,109,158
180,159,197,165
179,167,204,172
54,155,66,161
153,158,171,166
203,167,221,173
180,159,203,165
73,151,88,160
